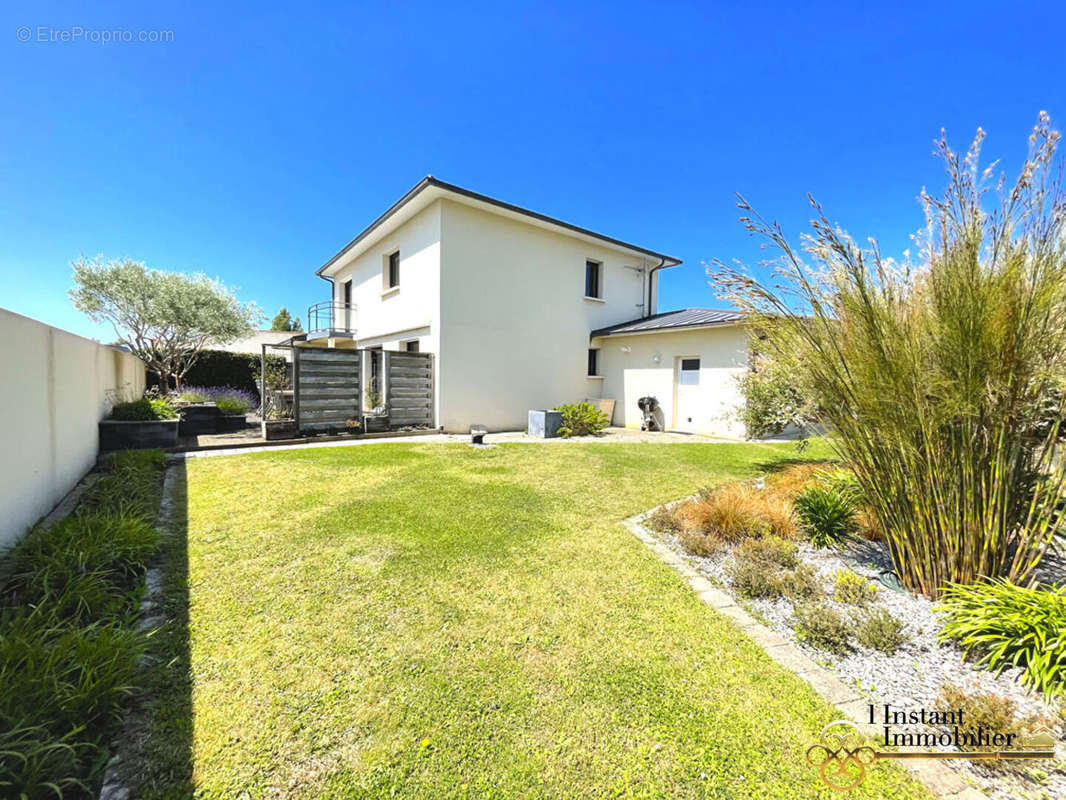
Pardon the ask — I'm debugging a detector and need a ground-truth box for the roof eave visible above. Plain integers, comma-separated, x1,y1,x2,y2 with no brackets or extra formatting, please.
590,319,747,339
316,176,682,279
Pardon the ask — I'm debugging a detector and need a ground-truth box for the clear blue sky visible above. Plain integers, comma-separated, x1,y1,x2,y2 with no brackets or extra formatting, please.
2,1,1062,341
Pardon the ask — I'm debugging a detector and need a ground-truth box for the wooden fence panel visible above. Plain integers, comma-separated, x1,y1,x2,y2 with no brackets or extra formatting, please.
295,346,361,432
385,351,433,427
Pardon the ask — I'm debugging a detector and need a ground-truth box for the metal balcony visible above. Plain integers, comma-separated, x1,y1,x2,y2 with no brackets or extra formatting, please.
306,301,357,339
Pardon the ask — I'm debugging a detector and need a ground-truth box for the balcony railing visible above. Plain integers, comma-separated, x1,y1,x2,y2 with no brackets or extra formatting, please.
306,301,357,338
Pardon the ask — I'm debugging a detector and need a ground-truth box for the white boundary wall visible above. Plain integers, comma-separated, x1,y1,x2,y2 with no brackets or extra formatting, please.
0,308,145,548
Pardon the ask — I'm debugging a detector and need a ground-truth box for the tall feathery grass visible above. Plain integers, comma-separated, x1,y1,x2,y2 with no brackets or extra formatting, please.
712,113,1066,598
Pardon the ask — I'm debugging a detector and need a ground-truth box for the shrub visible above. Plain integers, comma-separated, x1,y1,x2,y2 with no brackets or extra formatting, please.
3,512,158,620
554,402,609,438
0,449,164,797
677,528,723,557
173,385,256,416
712,115,1066,598
109,397,178,421
781,563,822,600
677,482,796,542
936,685,1056,752
729,557,783,598
854,506,885,542
146,349,290,401
80,449,166,519
733,536,798,569
937,579,1066,701
0,724,90,799
765,463,836,497
0,608,143,733
794,485,857,547
727,538,818,600
854,607,906,654
644,506,681,535
177,387,210,402
737,349,812,438
834,569,878,606
794,602,852,653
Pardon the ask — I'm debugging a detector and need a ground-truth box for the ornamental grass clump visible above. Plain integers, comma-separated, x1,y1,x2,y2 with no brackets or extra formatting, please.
712,113,1066,598
676,481,796,545
936,579,1066,701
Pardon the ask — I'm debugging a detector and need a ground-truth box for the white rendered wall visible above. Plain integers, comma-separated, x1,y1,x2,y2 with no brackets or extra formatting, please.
0,308,146,548
327,201,443,423
593,325,749,438
437,199,655,432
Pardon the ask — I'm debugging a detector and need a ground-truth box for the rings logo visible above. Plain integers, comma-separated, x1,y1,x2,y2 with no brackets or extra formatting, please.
806,714,1056,791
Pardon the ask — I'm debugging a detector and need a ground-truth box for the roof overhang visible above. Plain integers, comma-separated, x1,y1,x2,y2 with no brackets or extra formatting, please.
590,319,747,340
317,176,682,279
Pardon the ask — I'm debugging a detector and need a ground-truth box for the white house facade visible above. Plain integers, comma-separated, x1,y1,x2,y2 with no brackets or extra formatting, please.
299,177,750,436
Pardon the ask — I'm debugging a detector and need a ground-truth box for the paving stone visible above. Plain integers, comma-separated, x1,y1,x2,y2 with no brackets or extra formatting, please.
712,604,760,631
695,588,735,609
98,784,130,800
764,643,822,677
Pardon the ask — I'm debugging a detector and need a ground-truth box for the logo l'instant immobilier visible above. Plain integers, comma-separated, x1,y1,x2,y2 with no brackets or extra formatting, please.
805,705,1056,791
871,703,1019,748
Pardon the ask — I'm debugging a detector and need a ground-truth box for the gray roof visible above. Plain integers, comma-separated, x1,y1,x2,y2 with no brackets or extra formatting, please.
590,308,746,338
318,176,682,277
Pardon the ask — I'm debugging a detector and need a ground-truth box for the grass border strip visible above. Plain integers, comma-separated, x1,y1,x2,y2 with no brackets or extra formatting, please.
623,501,987,800
96,461,181,800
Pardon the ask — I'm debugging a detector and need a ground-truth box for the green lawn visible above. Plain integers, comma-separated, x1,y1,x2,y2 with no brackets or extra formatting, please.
136,440,929,799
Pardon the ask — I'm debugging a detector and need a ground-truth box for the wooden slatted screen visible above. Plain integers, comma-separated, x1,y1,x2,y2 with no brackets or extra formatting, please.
294,346,361,432
385,351,434,427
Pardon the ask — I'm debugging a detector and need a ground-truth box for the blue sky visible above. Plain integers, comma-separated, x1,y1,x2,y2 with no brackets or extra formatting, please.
1,1,1062,341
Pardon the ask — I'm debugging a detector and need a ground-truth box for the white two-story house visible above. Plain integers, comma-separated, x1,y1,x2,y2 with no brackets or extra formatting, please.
300,177,749,436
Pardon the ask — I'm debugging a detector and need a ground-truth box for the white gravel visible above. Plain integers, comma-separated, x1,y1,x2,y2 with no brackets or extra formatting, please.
647,521,1066,800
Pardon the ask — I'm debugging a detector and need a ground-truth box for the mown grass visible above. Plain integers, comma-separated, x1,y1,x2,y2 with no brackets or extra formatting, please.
138,440,930,799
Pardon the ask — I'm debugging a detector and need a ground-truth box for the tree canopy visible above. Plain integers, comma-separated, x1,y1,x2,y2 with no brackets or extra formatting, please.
270,306,303,332
70,257,262,390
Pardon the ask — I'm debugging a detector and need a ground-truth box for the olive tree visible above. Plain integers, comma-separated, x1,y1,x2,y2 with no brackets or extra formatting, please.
70,257,263,391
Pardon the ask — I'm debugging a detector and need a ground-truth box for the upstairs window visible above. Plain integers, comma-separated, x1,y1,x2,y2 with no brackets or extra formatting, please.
385,250,400,290
585,260,602,299
404,340,420,353
587,348,599,376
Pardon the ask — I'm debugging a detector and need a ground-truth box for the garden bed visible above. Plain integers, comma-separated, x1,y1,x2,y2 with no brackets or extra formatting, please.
642,471,1066,800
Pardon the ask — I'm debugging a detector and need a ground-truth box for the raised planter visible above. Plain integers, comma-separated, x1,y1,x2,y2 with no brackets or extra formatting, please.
179,403,218,436
528,409,562,438
99,419,179,451
261,419,298,440
362,415,390,434
217,414,249,433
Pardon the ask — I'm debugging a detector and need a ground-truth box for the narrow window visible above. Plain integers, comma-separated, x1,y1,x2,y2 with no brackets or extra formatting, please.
404,340,420,353
386,251,400,289
587,348,599,376
679,358,700,385
585,260,601,298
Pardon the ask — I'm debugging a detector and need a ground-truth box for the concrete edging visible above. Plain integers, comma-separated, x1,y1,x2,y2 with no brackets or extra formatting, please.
622,503,987,800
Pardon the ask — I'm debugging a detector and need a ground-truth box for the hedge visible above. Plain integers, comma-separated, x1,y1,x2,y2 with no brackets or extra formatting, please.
146,350,289,400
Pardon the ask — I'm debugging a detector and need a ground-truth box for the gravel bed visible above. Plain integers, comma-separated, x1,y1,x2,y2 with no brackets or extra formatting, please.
646,519,1066,800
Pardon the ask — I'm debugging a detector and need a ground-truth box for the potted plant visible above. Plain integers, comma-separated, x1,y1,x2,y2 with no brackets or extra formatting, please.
362,377,390,433
171,386,218,435
214,388,256,432
99,396,180,450
260,390,297,440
